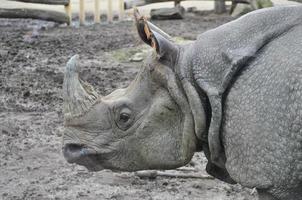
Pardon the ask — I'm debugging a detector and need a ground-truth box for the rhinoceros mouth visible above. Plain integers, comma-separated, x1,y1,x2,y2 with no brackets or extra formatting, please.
63,143,104,171
63,144,88,162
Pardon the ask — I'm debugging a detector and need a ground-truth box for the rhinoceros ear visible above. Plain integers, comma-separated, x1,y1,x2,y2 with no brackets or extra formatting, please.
134,8,179,66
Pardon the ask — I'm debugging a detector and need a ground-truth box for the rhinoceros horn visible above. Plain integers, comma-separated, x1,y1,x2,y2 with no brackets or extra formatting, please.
63,55,98,120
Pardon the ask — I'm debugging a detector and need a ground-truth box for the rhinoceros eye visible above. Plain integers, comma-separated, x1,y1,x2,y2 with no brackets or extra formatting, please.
115,107,133,130
119,113,130,123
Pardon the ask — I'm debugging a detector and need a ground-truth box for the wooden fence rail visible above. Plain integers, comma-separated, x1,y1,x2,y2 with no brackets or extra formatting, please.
0,8,70,23
0,0,126,25
2,0,71,24
8,0,70,5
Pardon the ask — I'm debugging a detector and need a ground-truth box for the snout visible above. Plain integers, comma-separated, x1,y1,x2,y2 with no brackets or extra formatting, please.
62,143,104,171
63,143,88,163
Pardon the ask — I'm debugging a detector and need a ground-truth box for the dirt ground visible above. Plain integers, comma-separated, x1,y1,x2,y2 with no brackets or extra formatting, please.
0,11,258,200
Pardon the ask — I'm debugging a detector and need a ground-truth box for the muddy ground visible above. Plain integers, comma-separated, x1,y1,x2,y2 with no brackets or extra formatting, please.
0,11,258,200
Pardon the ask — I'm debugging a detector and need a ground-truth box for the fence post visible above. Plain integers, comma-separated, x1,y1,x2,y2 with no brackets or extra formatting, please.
64,2,72,25
94,0,100,23
108,0,113,23
119,0,124,21
79,0,85,25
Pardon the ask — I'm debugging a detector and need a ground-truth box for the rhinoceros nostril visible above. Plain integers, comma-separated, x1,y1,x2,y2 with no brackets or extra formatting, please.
65,143,83,152
63,143,87,163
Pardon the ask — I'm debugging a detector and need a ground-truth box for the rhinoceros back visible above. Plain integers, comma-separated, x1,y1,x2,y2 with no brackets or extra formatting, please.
188,5,302,199
222,14,302,199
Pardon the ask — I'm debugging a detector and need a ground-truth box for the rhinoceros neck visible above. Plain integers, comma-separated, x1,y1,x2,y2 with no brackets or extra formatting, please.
174,46,236,183
175,44,211,140
175,43,197,83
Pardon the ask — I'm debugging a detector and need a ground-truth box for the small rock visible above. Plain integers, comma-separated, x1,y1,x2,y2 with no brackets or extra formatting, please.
113,14,119,21
231,0,273,17
77,191,87,197
231,4,253,17
2,192,8,197
100,14,107,21
130,52,144,62
255,0,273,8
0,50,8,58
187,7,197,13
23,91,30,98
151,5,185,20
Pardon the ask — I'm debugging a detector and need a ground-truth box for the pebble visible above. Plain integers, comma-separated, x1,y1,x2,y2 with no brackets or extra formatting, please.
130,52,144,62
0,50,8,58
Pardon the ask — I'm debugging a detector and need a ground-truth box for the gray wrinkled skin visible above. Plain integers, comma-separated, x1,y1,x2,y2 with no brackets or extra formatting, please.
63,6,302,200
63,54,197,172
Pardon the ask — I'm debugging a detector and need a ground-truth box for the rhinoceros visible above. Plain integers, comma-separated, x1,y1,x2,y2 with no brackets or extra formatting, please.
62,6,302,200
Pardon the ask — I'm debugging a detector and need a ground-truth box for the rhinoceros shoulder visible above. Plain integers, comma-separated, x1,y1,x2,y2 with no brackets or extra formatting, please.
190,5,302,174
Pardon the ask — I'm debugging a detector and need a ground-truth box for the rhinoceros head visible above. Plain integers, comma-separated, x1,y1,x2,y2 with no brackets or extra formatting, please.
62,10,206,172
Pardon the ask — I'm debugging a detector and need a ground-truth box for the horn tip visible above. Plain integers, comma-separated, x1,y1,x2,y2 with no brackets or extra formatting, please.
66,54,80,73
